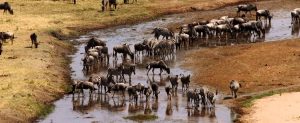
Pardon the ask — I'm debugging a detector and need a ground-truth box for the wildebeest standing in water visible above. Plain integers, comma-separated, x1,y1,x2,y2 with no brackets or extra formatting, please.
152,27,174,40
0,2,13,15
109,0,117,11
237,4,257,16
30,33,38,48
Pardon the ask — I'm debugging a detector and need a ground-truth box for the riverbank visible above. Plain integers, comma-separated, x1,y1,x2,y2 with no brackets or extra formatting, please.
0,0,256,122
241,92,300,123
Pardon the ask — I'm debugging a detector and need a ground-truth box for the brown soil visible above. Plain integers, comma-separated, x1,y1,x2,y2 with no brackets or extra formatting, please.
183,39,300,95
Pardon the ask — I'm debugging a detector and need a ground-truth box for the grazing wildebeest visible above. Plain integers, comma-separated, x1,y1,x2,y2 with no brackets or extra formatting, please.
0,41,2,55
146,60,170,75
133,83,145,97
127,86,138,103
256,9,272,24
0,2,13,15
107,83,128,98
113,44,134,60
109,0,117,10
144,87,152,102
72,80,97,95
152,27,174,40
121,63,136,83
0,32,14,44
151,82,160,100
237,4,257,16
102,0,109,12
169,75,179,92
30,33,38,48
229,80,241,98
180,74,191,91
165,85,172,100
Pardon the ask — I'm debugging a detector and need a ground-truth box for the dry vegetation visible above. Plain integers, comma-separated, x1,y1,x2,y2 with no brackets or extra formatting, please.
0,0,257,122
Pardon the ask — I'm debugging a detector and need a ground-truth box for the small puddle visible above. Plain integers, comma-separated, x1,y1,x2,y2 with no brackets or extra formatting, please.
39,0,300,122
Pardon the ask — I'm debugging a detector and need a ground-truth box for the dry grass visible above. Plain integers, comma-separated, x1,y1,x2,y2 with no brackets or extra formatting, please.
0,0,256,122
183,40,300,95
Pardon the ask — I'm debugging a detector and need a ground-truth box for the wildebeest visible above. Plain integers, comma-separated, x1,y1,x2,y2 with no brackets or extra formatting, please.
109,0,117,10
82,55,95,72
256,9,272,24
169,75,179,92
180,74,191,91
206,90,217,107
127,86,138,103
143,87,152,102
146,60,170,75
121,63,136,83
291,8,300,24
0,32,14,44
102,0,109,12
94,46,109,64
85,38,106,53
194,25,210,38
113,43,134,60
176,33,190,49
165,85,172,100
152,27,174,40
134,43,147,55
107,65,123,81
229,80,241,98
151,82,160,100
107,83,128,98
187,89,200,107
237,4,257,16
133,83,144,97
240,20,263,38
0,2,13,15
72,80,97,95
99,75,115,93
30,33,38,48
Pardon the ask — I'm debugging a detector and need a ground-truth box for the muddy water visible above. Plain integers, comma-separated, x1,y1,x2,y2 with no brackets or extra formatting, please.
40,1,300,123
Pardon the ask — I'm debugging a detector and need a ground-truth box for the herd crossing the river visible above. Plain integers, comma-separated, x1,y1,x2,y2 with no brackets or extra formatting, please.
70,3,300,111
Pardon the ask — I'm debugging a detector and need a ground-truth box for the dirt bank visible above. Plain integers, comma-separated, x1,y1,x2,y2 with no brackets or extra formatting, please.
183,39,300,95
241,92,300,123
0,0,258,122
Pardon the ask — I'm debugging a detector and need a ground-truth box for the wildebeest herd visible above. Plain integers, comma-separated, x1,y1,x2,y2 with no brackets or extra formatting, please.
71,4,300,111
70,4,300,113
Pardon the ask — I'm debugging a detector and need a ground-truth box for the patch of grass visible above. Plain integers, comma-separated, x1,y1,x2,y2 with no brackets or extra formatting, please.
124,114,158,121
36,103,54,119
242,91,278,108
